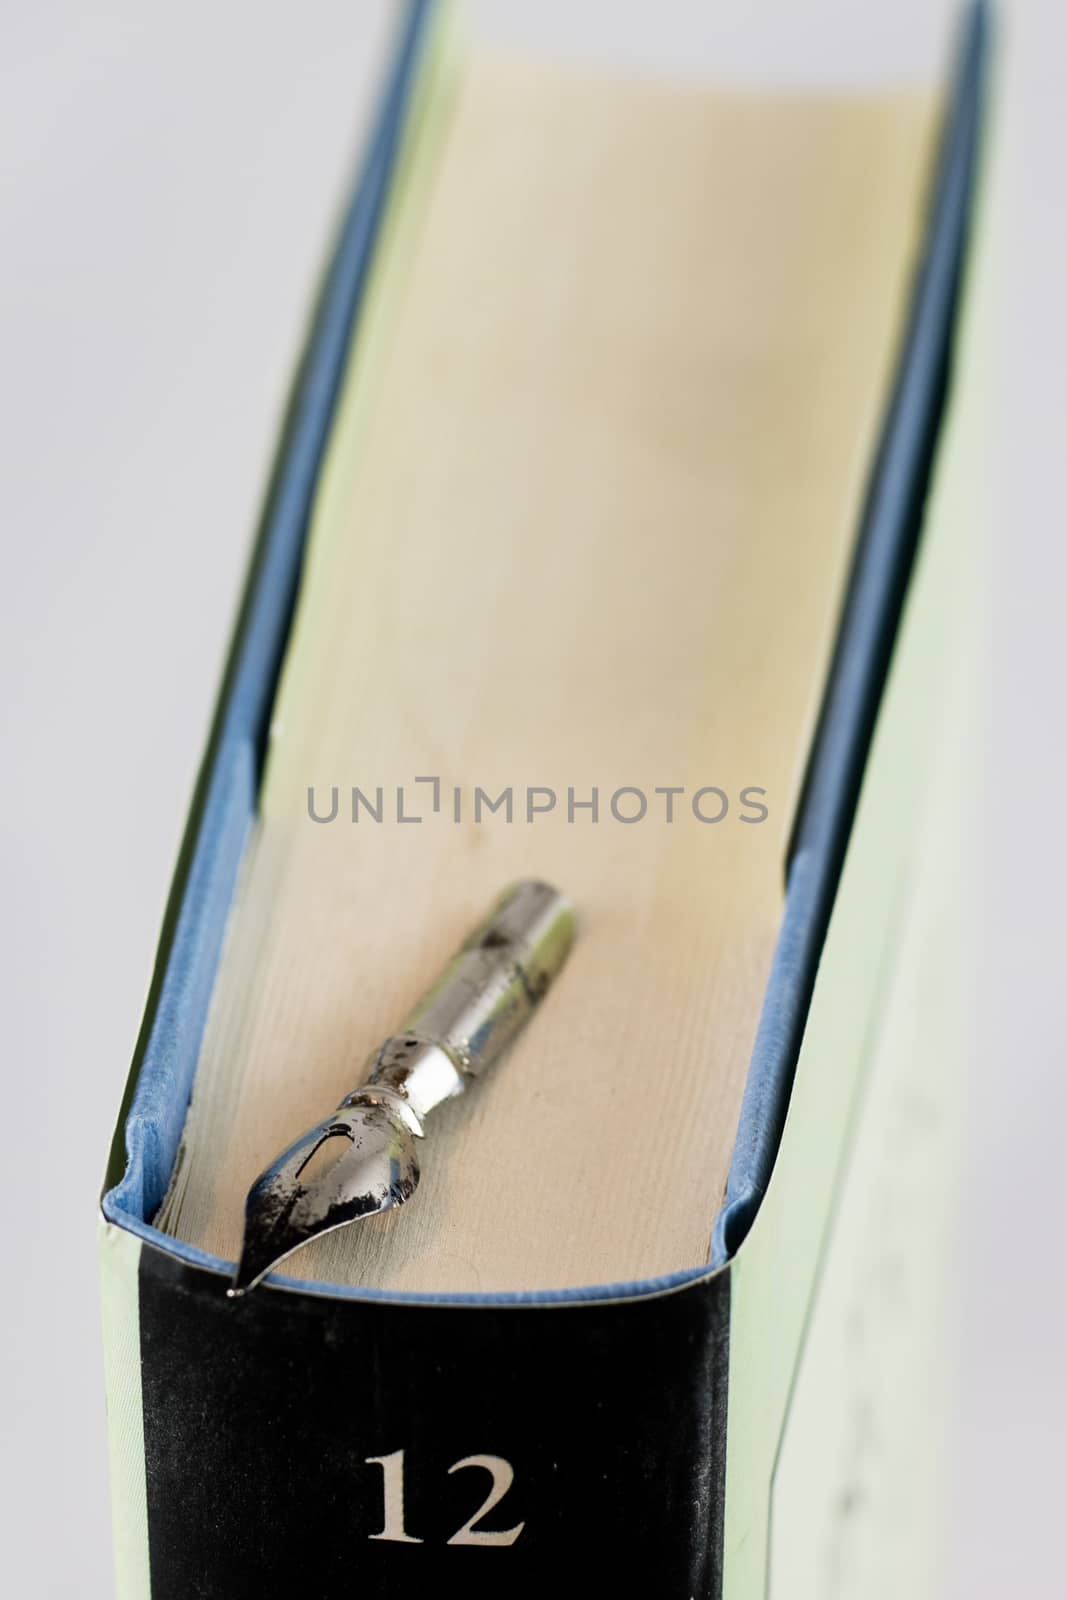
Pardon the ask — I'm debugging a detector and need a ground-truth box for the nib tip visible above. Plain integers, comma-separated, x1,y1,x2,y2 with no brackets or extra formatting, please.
227,1253,271,1298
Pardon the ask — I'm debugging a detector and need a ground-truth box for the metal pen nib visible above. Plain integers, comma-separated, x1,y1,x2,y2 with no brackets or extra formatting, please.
228,880,575,1296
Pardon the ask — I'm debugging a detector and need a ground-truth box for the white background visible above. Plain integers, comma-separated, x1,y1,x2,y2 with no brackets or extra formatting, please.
1,2,1061,1594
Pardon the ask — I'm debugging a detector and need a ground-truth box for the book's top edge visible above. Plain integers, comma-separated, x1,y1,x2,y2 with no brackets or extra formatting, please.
100,0,990,1303
101,1207,723,1308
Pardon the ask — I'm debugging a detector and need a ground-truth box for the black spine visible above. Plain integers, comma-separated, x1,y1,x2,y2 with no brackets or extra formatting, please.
138,1249,729,1599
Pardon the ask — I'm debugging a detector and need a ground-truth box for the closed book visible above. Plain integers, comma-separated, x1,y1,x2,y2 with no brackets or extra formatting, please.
99,2,991,1595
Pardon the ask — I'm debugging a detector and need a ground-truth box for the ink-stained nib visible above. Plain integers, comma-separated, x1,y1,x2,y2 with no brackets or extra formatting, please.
229,881,576,1296
228,1090,423,1297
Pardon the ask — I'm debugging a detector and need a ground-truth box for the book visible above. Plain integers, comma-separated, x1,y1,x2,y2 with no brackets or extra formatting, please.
99,2,990,1594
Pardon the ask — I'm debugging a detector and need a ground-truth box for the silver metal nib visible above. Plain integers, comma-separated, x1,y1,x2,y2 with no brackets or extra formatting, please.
229,880,575,1295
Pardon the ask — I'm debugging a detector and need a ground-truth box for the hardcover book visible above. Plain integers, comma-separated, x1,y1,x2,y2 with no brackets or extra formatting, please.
99,2,991,1595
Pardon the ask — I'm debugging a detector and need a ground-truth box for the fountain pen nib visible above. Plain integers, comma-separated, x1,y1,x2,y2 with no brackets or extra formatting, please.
228,880,576,1296
228,1090,423,1297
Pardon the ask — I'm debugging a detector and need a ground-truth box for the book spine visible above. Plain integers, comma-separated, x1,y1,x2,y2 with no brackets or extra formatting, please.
128,1247,729,1599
